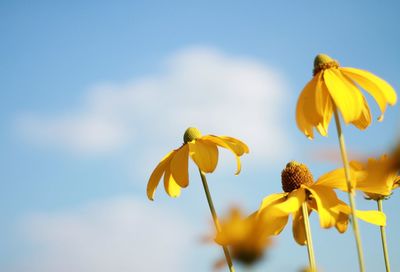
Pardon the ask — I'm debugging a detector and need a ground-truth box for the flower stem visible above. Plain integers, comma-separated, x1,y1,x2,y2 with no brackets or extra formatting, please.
333,107,365,272
198,169,235,272
302,202,317,272
377,199,391,272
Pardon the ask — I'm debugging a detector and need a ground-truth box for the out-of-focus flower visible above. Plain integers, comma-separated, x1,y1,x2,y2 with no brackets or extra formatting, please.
296,54,397,139
147,127,249,200
323,155,400,200
214,208,272,266
257,161,386,245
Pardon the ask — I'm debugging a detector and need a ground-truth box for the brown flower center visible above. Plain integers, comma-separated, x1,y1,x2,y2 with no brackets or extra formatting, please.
281,161,314,192
183,127,202,143
313,54,340,76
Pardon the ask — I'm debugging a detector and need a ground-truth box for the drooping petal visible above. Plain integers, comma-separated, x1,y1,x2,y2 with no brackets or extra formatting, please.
189,139,219,173
147,150,175,200
334,211,349,233
170,145,190,187
163,168,181,198
351,95,372,130
314,168,349,191
355,210,386,226
323,69,364,124
306,185,339,228
292,209,307,245
258,193,287,212
340,67,397,120
202,135,248,175
269,189,306,216
296,76,321,138
315,80,333,136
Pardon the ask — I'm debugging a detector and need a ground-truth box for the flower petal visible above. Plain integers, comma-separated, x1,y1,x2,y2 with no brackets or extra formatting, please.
189,139,219,173
269,189,306,216
292,209,307,245
306,185,339,228
351,96,372,130
170,145,190,187
147,150,175,200
202,135,248,175
315,80,333,136
355,210,386,226
341,67,397,120
323,69,364,124
314,168,349,191
258,193,287,212
296,76,322,138
163,168,181,198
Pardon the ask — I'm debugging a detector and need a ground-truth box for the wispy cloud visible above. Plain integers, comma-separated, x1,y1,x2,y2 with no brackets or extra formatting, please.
16,46,291,162
9,197,196,272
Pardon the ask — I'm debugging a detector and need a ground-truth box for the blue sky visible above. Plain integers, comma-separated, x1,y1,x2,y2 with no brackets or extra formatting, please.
1,1,399,271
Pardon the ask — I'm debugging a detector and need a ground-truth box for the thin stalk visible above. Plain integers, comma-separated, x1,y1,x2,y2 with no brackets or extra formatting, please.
377,199,391,272
198,169,235,272
302,202,316,272
333,107,365,272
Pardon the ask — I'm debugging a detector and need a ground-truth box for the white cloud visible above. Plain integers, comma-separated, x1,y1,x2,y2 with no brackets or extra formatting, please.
9,197,196,272
16,46,291,161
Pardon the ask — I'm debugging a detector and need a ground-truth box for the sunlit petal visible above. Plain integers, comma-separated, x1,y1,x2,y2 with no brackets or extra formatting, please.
147,150,175,200
306,185,338,228
292,209,307,245
189,139,219,173
355,210,386,226
323,69,363,123
170,145,190,187
163,168,181,198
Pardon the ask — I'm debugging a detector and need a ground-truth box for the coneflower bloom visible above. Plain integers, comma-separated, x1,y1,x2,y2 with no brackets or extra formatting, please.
257,161,386,245
214,208,272,266
296,54,397,139
147,127,249,200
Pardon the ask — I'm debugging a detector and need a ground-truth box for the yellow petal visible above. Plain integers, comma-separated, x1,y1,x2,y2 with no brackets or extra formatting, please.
314,168,349,191
269,189,306,216
341,67,397,119
296,76,321,139
170,145,190,187
202,135,248,175
334,212,349,233
258,193,287,212
292,209,307,245
163,168,181,198
315,80,333,136
323,69,364,124
189,139,219,173
306,185,339,228
355,210,386,226
146,150,175,200
351,96,371,130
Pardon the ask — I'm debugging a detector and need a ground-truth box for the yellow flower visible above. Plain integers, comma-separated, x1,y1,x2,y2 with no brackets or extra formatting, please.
296,54,397,139
147,127,249,200
257,161,386,245
214,207,272,266
323,155,400,201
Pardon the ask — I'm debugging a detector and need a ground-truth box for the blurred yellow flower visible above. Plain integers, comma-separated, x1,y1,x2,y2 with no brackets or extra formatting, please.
323,155,400,201
296,54,397,139
257,161,386,245
214,208,272,266
147,127,249,200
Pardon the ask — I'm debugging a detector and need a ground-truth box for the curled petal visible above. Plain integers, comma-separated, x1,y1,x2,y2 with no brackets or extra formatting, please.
269,189,306,217
170,145,190,187
351,96,372,130
315,80,333,136
147,151,175,200
341,67,397,120
189,139,219,173
292,209,307,245
202,135,248,175
306,185,339,228
163,168,181,198
323,69,364,124
258,193,287,213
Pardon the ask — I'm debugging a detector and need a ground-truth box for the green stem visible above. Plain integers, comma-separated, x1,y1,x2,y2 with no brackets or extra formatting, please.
377,199,391,272
333,107,365,272
198,169,235,272
302,202,317,272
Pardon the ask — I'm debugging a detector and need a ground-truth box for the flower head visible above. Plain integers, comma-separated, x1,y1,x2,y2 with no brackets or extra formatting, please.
297,54,397,139
257,161,386,245
214,208,272,266
147,127,249,200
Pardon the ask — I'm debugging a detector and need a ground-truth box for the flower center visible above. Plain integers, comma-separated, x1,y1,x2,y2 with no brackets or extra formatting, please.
313,54,340,76
183,127,202,143
281,161,314,192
